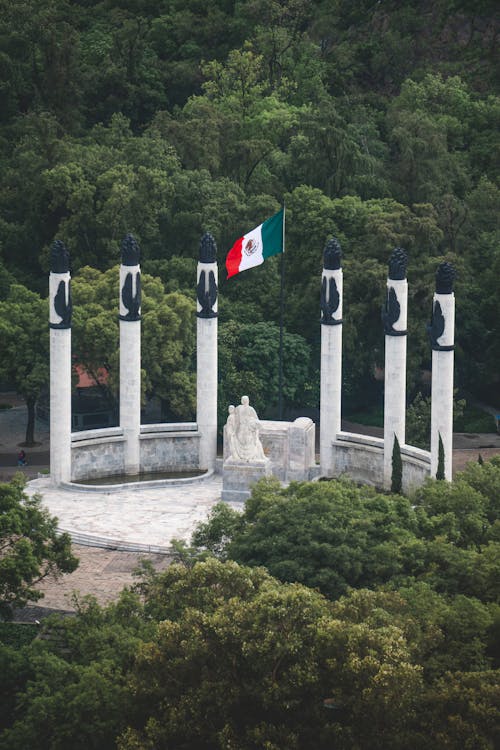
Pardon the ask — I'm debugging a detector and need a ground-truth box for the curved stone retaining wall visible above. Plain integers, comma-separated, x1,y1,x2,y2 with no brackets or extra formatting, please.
71,423,200,481
331,432,430,492
139,423,200,473
70,424,430,491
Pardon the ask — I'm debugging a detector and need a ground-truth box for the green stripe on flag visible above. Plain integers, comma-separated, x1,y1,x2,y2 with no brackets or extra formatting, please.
261,209,284,259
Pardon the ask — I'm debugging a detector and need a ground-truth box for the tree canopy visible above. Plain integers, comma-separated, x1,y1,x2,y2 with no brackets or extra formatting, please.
0,477,78,619
0,0,498,415
187,458,500,602
1,548,498,748
71,265,196,420
0,286,49,443
2,462,500,747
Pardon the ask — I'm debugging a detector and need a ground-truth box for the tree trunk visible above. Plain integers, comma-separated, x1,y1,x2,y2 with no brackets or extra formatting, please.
25,396,36,445
160,398,168,421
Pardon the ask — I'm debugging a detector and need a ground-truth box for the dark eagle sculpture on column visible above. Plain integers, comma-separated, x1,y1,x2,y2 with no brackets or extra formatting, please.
382,286,400,335
382,247,407,336
53,281,72,328
427,300,445,349
320,237,342,325
197,270,218,318
50,240,72,329
121,272,141,321
428,262,455,350
120,234,141,321
320,276,340,325
196,232,218,318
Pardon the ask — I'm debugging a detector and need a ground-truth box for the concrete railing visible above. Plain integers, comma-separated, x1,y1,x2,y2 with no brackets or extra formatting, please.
58,527,172,554
140,422,197,434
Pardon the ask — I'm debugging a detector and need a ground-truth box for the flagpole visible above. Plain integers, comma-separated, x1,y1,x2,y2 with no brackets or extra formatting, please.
278,203,285,420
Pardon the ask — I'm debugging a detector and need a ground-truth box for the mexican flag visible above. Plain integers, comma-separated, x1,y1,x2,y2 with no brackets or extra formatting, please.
226,208,284,279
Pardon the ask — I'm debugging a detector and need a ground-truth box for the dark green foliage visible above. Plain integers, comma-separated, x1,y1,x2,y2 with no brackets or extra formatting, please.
406,392,432,450
218,320,314,421
437,432,445,480
0,623,37,648
454,404,497,434
0,0,498,412
0,477,78,619
224,480,420,600
457,456,500,525
391,433,403,493
0,287,49,444
406,392,466,451
0,640,33,734
1,555,499,749
191,458,500,603
2,460,500,747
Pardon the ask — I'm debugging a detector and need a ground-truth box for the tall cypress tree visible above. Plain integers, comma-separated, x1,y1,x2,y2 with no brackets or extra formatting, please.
391,434,403,493
436,433,445,480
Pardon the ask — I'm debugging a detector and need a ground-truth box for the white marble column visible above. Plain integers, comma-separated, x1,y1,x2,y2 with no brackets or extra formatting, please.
119,235,141,476
383,248,408,490
320,238,343,476
49,241,72,485
196,233,218,471
430,263,456,480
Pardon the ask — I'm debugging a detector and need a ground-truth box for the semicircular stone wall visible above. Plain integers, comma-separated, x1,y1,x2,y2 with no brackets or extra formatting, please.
69,421,430,492
70,424,201,481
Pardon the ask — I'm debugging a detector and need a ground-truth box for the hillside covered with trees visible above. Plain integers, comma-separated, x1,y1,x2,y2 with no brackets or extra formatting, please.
0,0,498,421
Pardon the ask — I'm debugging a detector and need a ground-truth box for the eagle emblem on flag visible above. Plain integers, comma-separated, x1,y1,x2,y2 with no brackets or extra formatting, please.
244,238,259,256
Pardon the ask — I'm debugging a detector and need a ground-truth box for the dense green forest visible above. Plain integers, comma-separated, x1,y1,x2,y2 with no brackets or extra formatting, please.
1,461,500,748
0,0,499,424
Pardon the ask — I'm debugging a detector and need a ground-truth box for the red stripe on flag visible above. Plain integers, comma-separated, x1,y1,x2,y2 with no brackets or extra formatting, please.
226,237,244,279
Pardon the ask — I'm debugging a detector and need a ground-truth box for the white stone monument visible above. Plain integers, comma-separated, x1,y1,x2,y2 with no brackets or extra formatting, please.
320,237,343,476
222,396,271,501
429,262,456,480
49,240,72,484
383,248,408,490
119,234,141,475
196,233,218,471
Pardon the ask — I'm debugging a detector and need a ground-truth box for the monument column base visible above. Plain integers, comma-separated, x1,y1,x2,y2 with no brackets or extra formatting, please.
221,460,271,503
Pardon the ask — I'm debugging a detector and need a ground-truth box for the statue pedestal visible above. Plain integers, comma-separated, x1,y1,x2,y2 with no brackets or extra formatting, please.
221,459,271,502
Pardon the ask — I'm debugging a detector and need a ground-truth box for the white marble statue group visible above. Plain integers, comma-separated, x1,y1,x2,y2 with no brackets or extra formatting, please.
226,396,266,462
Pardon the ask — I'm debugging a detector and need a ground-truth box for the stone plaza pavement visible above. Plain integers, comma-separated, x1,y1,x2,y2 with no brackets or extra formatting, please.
26,474,228,554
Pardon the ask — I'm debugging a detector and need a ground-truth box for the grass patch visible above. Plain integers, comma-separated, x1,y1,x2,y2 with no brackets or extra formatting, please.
0,403,12,410
0,622,38,648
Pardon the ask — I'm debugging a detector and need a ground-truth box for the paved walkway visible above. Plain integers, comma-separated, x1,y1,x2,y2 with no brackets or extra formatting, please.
14,544,173,618
26,475,227,553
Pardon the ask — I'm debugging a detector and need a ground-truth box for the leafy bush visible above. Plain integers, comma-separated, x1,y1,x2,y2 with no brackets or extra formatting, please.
189,459,500,603
0,623,37,648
